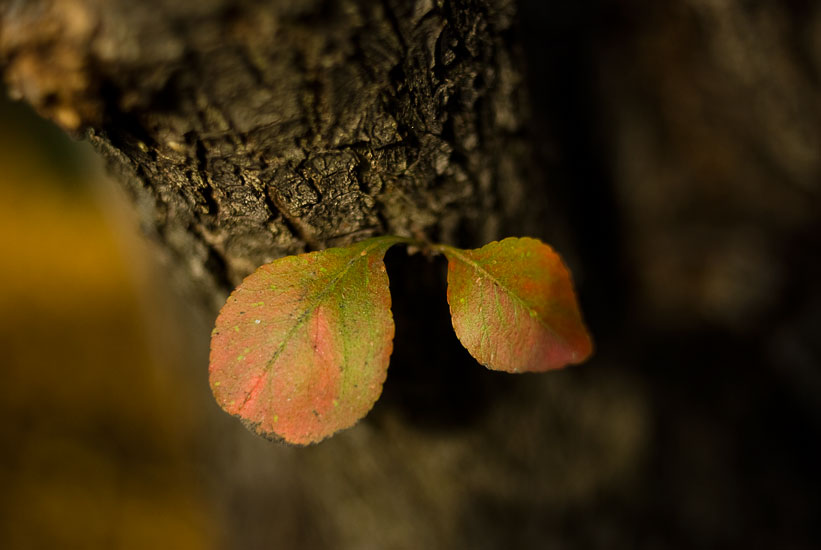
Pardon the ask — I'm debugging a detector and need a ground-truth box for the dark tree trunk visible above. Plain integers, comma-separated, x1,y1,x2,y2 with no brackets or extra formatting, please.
1,0,548,310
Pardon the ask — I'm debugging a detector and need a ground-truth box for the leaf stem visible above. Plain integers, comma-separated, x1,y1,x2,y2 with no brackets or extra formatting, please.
379,236,455,257
429,243,454,255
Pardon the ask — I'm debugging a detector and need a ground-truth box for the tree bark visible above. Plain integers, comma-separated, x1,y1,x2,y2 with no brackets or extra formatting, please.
1,0,546,310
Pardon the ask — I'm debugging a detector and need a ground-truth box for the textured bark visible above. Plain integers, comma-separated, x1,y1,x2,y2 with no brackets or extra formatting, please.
1,0,538,309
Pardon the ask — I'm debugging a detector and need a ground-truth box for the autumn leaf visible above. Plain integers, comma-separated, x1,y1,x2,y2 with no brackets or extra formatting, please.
209,236,403,445
442,237,592,373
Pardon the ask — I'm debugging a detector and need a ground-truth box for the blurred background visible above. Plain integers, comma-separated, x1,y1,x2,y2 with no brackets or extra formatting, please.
1,1,821,548
0,93,220,548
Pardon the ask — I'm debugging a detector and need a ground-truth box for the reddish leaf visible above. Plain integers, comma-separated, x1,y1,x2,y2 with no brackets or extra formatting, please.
209,237,402,445
442,237,592,373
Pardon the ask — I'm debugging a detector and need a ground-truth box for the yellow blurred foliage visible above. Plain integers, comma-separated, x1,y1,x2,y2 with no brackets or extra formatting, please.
0,102,216,549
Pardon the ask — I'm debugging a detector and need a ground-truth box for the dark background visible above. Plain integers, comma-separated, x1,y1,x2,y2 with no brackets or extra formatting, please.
1,1,820,548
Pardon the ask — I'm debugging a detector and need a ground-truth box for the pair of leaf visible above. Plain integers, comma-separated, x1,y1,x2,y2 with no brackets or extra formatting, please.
209,236,592,445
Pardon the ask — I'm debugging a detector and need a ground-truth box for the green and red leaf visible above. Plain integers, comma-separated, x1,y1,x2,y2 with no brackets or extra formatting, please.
209,236,402,445
442,237,592,373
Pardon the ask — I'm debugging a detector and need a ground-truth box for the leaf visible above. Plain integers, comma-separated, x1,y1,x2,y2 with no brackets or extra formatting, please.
442,237,592,373
209,236,402,445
